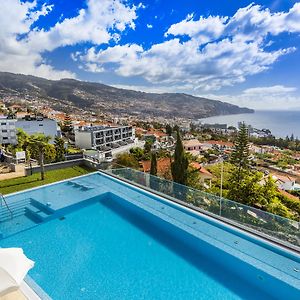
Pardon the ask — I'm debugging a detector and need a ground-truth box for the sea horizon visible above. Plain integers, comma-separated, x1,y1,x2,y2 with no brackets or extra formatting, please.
199,110,300,138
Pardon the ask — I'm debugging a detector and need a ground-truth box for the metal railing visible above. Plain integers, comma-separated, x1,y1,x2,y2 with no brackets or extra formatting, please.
0,193,13,220
101,166,300,250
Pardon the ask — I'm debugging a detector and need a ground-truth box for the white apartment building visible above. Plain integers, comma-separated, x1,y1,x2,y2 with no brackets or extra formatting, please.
15,117,60,142
75,125,135,150
0,117,60,145
0,118,17,145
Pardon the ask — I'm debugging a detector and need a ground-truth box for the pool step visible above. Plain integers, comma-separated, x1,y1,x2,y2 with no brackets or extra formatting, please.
67,181,94,190
25,200,54,223
1,198,54,223
0,198,31,222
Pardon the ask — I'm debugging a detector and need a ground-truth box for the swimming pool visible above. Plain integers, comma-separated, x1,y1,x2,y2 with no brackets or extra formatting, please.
0,172,299,299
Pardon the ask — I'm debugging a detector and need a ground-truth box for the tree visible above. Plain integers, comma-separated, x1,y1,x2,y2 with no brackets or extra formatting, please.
227,171,264,206
166,124,173,136
173,124,179,133
16,129,30,160
231,123,250,169
28,134,52,180
129,147,145,161
171,130,189,185
230,123,251,186
16,129,30,150
150,152,157,176
144,140,153,153
54,137,65,162
62,114,72,133
116,153,139,169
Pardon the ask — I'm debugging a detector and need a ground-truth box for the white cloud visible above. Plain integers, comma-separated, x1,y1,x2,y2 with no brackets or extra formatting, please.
243,85,297,95
165,13,226,43
79,38,294,90
78,3,300,92
27,0,139,52
0,0,73,79
0,0,140,79
147,24,153,29
200,85,300,110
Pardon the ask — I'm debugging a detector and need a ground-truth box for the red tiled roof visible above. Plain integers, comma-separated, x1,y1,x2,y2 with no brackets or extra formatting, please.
190,162,213,177
272,173,296,183
278,189,299,201
146,130,167,138
204,140,234,147
140,158,171,173
183,139,201,147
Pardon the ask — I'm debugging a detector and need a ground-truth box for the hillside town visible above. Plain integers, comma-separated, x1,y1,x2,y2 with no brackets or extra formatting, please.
1,98,300,223
1,1,300,299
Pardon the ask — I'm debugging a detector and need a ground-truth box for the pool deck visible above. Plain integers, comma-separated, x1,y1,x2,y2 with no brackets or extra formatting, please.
0,281,41,300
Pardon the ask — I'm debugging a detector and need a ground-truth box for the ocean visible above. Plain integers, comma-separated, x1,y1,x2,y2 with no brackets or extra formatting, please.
199,110,300,138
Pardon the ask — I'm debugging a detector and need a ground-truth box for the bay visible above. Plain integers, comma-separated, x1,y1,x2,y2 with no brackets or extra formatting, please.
199,110,300,138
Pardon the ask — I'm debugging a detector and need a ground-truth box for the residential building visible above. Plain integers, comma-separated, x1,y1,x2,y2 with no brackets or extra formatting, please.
75,125,135,150
190,162,213,187
0,116,60,145
202,123,227,133
202,140,234,151
15,117,61,143
183,139,202,151
0,118,17,145
140,157,172,178
271,174,300,191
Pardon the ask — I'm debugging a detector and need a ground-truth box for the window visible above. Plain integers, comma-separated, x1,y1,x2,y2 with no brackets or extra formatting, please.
39,124,43,127
2,129,7,132
2,137,8,140
1,122,6,125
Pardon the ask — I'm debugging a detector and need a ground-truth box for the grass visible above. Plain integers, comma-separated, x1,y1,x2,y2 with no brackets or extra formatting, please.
0,165,95,195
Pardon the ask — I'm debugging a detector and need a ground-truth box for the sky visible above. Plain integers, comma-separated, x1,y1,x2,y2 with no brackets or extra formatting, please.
1,0,300,110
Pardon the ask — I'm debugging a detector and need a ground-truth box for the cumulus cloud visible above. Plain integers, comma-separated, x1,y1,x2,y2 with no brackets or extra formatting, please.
75,44,144,73
27,0,139,52
0,0,139,79
165,13,226,43
78,3,300,91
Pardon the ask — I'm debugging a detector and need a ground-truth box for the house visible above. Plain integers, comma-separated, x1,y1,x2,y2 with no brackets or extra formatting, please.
183,139,202,151
190,162,213,187
140,157,171,177
292,153,300,161
202,140,234,151
271,173,300,191
146,130,168,141
183,133,194,140
278,189,299,201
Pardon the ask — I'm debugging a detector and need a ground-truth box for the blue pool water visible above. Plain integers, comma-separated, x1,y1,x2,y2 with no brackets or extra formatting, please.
0,173,299,299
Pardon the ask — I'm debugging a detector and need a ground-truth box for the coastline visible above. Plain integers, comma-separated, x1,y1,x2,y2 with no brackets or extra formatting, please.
199,110,300,138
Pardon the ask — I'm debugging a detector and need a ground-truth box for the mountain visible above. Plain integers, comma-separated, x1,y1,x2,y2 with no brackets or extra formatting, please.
0,72,254,119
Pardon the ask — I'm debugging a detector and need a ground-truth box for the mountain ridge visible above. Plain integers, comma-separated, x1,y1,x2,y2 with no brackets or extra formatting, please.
0,72,254,119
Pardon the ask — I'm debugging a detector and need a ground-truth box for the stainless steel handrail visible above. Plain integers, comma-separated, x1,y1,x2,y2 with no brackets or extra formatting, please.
0,193,13,220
